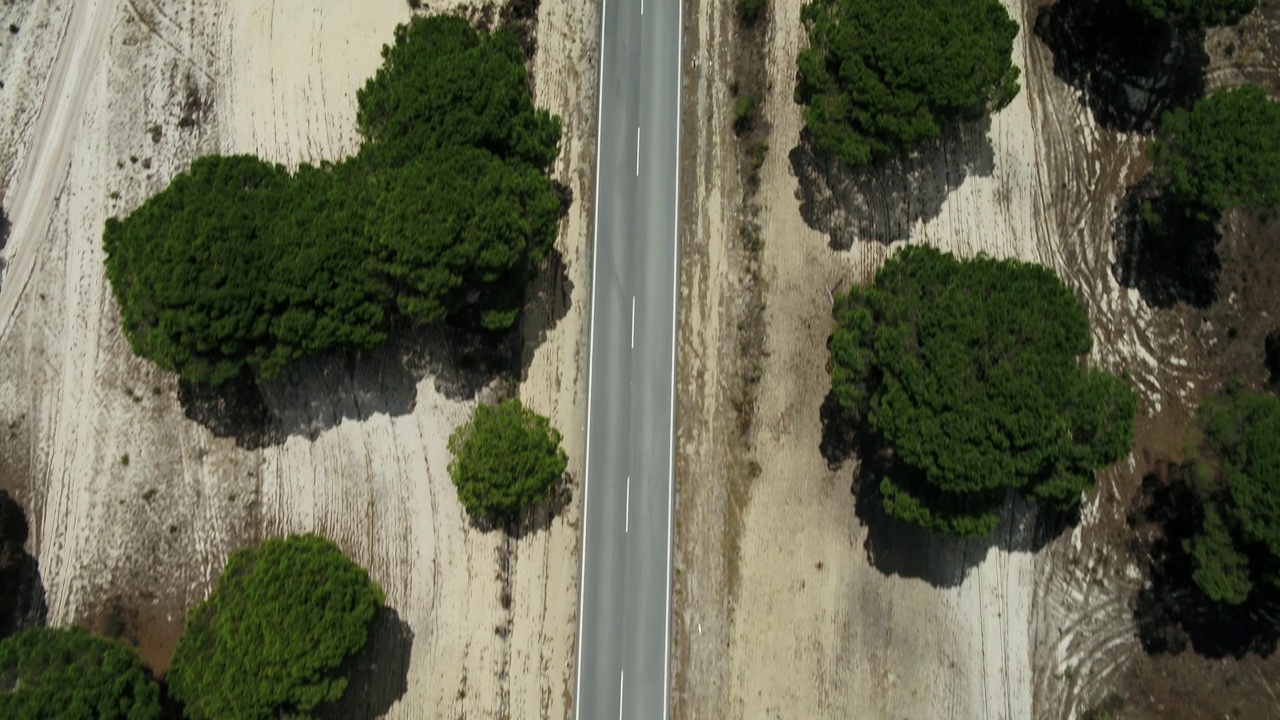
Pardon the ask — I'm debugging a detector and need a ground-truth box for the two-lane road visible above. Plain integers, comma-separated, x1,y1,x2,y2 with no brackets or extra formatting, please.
574,0,682,714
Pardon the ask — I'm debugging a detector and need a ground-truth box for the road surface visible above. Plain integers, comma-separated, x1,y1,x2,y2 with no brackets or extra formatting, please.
573,0,682,715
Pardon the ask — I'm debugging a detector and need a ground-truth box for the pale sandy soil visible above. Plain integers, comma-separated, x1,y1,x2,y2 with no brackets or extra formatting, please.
0,0,596,717
672,0,1178,717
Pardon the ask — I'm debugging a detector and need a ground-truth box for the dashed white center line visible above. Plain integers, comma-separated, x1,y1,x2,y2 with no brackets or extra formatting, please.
625,476,631,533
635,127,641,176
619,670,625,720
630,296,636,349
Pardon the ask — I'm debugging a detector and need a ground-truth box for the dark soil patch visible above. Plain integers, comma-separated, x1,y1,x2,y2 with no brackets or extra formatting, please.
81,593,184,676
1034,0,1207,133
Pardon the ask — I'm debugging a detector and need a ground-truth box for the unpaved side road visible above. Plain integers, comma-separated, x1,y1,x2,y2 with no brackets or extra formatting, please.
0,0,597,717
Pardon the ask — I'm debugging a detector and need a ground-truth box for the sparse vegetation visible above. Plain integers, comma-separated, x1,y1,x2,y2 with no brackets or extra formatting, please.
737,0,767,27
447,398,567,519
830,246,1136,537
733,95,757,134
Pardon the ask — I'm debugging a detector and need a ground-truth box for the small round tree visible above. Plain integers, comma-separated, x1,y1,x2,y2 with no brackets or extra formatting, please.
1149,85,1280,222
448,398,568,519
0,626,162,720
795,0,1020,167
167,534,384,720
830,246,1136,537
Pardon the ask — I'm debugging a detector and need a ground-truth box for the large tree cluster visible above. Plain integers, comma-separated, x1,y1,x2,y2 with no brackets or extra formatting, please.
0,626,162,720
794,0,1020,167
167,534,384,720
830,246,1136,537
1183,389,1280,605
448,398,567,519
105,15,562,385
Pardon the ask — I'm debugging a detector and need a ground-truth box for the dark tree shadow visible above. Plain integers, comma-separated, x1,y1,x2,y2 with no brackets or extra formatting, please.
821,391,1074,588
519,246,574,381
1112,183,1222,309
315,607,414,720
1129,464,1280,658
466,470,575,538
790,116,995,248
1034,0,1207,133
0,490,47,641
1266,329,1280,387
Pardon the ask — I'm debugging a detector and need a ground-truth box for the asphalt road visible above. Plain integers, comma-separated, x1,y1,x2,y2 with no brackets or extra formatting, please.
573,0,682,715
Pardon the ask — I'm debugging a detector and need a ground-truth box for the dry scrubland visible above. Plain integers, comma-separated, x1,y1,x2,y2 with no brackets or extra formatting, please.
0,0,597,716
674,0,1280,718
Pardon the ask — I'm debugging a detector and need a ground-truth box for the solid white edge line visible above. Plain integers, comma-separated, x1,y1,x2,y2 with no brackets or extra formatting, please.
662,0,683,716
573,0,609,713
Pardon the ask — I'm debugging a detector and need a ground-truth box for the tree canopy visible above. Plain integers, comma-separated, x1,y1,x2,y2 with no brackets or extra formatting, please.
105,15,562,385
1125,0,1257,27
166,534,384,720
1184,389,1280,604
0,626,162,720
1150,85,1280,222
830,246,1136,537
448,398,567,519
794,0,1020,167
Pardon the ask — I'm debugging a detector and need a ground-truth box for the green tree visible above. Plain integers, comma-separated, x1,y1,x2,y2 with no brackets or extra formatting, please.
167,534,384,720
104,15,562,385
448,398,568,518
1183,389,1280,603
830,246,1136,537
795,0,1020,167
0,626,162,720
1150,85,1280,222
355,15,561,171
1125,0,1257,27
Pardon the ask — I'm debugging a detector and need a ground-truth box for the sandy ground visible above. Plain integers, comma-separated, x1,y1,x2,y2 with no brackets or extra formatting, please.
671,0,1178,717
0,0,597,717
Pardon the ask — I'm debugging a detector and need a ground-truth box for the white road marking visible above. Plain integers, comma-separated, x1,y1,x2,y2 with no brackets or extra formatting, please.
635,127,641,176
626,476,631,533
619,671,625,720
630,296,636,349
641,0,644,15
573,0,610,711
